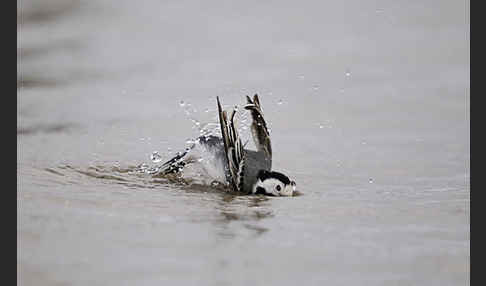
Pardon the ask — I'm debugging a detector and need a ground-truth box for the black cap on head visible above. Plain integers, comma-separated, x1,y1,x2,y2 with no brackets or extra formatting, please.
257,170,291,185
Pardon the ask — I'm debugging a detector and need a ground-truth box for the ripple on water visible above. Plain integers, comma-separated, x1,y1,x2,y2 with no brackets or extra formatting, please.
44,162,304,198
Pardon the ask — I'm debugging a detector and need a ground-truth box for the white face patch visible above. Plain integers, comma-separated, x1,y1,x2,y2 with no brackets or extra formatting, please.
252,178,293,196
281,184,294,196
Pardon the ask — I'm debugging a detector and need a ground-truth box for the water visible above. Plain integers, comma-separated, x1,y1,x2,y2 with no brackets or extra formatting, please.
150,151,162,163
18,0,469,285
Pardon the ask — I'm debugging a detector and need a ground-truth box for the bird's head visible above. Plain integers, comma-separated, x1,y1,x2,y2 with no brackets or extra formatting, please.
252,170,296,197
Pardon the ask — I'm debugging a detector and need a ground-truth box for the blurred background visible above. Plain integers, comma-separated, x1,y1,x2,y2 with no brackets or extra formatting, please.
18,0,469,285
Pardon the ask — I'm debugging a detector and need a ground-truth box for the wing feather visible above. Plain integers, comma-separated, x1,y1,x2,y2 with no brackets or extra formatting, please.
217,97,245,192
244,94,272,158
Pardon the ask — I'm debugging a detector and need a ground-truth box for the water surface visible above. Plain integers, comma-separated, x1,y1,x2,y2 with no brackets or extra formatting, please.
18,0,469,285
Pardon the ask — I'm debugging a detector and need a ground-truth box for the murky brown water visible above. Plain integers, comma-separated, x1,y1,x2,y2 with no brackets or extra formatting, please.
18,0,469,285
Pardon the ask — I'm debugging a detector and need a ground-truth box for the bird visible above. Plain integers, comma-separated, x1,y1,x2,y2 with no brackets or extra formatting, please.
157,94,296,196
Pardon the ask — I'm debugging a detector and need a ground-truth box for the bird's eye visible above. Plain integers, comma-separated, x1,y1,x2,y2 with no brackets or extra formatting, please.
276,185,281,191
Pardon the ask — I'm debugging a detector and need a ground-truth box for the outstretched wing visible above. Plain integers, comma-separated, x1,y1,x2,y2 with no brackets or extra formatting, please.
217,97,245,192
244,94,272,159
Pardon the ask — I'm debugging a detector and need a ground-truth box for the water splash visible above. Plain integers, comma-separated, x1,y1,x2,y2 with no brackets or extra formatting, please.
318,120,333,129
186,139,195,145
147,166,160,175
169,97,252,160
191,119,201,127
138,163,149,173
150,151,162,163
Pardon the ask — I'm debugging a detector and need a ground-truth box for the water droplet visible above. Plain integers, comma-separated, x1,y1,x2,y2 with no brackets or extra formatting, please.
298,75,305,80
179,100,185,107
197,158,204,162
361,141,367,145
277,99,283,105
138,163,149,173
150,151,162,163
147,166,160,174
204,108,210,113
369,178,374,184
319,124,324,129
345,69,351,77
312,85,319,91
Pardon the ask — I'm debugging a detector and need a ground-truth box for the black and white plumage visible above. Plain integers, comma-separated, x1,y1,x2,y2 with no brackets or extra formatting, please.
158,94,296,196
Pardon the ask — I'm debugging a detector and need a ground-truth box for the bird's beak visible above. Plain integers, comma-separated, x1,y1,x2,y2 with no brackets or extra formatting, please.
281,181,296,196
291,180,296,191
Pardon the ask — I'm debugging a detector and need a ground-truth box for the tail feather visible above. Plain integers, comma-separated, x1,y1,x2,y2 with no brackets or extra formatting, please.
158,150,189,174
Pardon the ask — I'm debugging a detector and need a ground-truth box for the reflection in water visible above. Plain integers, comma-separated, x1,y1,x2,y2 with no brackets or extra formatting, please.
212,193,273,239
48,163,275,239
